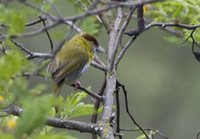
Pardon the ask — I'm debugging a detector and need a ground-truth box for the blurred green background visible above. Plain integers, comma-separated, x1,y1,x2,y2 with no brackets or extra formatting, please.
27,28,200,139
7,1,200,139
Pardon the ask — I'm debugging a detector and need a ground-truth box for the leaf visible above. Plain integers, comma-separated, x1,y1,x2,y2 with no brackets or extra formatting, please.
8,13,25,35
0,50,27,81
16,95,53,137
69,104,96,118
81,17,101,35
136,134,146,139
62,90,103,118
70,91,88,106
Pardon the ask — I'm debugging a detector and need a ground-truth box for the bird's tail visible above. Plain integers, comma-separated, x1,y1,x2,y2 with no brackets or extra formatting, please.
53,79,64,96
53,80,64,114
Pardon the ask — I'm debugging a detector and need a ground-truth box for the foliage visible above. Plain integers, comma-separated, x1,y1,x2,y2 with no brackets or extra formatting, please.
0,2,100,138
145,0,200,43
62,91,101,119
0,5,25,36
67,0,101,35
0,0,199,139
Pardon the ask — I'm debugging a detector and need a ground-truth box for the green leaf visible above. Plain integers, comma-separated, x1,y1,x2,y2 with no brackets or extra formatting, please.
0,49,28,85
136,134,146,139
70,91,88,106
69,104,96,118
81,17,101,35
16,95,53,137
8,13,25,35
0,6,25,35
62,91,102,118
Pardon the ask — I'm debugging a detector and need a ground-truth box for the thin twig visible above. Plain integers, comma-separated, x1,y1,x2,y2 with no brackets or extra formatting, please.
26,18,45,27
146,22,200,31
91,61,107,72
117,80,150,139
10,39,33,55
115,36,137,67
71,83,104,101
0,21,61,39
40,16,54,52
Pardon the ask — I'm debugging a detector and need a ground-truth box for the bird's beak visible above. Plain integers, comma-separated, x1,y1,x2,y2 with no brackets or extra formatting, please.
96,46,105,53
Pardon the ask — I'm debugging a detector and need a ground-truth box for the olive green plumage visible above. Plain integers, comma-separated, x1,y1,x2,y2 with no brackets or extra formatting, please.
48,33,104,95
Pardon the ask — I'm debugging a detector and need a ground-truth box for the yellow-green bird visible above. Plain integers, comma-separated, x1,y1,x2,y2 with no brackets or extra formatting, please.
48,33,104,95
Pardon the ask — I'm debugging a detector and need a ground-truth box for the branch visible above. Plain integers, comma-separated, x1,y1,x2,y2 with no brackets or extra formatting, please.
115,36,137,66
117,81,150,139
107,0,165,6
91,61,107,72
129,14,183,36
4,105,100,134
70,83,104,101
107,8,123,72
99,7,123,139
0,21,61,39
40,16,54,51
126,22,200,36
91,76,106,139
145,22,200,31
0,0,163,40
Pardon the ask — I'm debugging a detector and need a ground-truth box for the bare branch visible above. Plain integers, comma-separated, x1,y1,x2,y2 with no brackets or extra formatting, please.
116,81,150,139
107,8,123,72
40,16,54,51
91,61,107,72
115,36,137,67
91,77,106,139
145,22,200,31
10,39,33,55
70,83,104,101
25,18,45,27
99,7,124,139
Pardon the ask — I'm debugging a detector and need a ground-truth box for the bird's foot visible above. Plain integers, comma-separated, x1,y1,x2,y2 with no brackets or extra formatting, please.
71,81,81,90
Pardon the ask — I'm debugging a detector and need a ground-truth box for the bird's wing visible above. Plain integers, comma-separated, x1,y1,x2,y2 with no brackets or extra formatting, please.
49,45,89,83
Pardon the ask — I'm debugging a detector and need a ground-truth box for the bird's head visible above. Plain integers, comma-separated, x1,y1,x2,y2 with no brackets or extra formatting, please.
81,33,105,53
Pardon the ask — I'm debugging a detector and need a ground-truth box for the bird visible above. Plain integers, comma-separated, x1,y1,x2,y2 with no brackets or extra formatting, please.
48,33,105,96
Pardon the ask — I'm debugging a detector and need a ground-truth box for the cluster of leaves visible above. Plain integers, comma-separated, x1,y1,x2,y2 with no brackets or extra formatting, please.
145,0,200,43
0,2,100,139
0,5,25,36
60,91,101,119
0,48,95,139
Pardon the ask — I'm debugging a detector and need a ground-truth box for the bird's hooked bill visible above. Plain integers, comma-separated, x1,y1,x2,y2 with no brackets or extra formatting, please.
96,46,105,53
